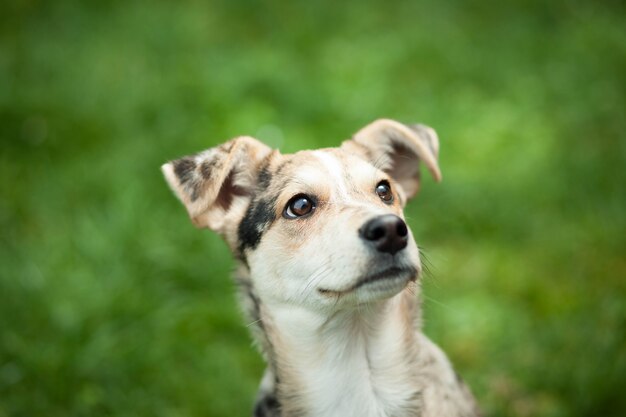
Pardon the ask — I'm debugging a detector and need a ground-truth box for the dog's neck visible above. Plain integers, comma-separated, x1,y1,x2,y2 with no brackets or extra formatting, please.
261,286,423,417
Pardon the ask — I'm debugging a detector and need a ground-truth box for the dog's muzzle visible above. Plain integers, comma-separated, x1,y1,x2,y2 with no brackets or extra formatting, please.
359,214,408,255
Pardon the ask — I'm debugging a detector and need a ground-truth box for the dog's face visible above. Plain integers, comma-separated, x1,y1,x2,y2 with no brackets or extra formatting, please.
163,119,441,312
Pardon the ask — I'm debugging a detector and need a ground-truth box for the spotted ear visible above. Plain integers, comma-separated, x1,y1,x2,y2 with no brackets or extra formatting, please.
341,118,442,199
162,136,273,233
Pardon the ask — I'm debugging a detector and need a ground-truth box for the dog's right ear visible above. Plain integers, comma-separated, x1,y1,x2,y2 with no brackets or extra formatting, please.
162,136,273,234
341,118,442,200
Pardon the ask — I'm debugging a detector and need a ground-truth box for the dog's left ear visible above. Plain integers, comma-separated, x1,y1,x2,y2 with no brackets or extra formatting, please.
341,118,442,199
161,136,273,234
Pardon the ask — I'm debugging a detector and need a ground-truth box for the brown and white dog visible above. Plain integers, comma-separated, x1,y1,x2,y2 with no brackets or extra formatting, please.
162,119,479,417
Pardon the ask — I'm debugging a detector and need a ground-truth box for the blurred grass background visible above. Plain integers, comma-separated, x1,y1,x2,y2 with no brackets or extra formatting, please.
1,0,625,416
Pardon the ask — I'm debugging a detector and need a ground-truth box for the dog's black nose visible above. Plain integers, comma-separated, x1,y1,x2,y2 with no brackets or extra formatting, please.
359,214,409,255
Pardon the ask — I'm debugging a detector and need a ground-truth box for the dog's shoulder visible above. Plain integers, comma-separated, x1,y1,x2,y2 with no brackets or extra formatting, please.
253,368,281,417
415,334,481,417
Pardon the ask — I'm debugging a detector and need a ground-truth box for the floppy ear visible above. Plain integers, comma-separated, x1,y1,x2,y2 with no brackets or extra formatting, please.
341,118,442,199
162,136,273,234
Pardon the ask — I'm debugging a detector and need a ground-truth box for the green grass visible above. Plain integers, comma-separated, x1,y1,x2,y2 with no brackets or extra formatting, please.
1,0,625,416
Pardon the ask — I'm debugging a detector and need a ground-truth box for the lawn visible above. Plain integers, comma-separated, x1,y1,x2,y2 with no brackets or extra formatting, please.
1,1,625,416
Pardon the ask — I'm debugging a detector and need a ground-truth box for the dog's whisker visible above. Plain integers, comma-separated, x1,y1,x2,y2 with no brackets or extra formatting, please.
422,294,459,313
246,318,263,328
299,260,335,299
418,248,437,281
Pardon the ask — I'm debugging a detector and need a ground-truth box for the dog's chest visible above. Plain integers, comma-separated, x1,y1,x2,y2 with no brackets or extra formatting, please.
278,324,421,417
304,357,419,417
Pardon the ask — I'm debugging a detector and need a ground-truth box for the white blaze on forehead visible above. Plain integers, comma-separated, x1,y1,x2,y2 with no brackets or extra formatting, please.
312,151,351,201
311,150,387,213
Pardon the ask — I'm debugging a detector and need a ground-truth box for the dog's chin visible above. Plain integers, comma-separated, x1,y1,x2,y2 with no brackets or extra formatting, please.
318,265,418,303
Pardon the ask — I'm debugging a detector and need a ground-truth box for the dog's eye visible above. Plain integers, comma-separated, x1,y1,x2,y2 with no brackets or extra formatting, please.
375,181,393,203
284,194,316,219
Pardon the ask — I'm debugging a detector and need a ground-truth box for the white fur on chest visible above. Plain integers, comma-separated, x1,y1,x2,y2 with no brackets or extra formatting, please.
268,294,420,417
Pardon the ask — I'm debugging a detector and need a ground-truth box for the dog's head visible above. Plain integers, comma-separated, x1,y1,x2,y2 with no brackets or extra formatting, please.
162,119,441,311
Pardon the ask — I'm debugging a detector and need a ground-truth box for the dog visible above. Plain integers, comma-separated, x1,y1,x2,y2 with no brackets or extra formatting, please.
162,119,480,417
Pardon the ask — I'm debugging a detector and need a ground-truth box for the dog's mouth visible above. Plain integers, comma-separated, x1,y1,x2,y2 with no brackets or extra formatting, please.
318,265,418,297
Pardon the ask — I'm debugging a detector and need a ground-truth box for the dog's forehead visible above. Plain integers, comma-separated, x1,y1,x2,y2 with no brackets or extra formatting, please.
275,148,376,189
